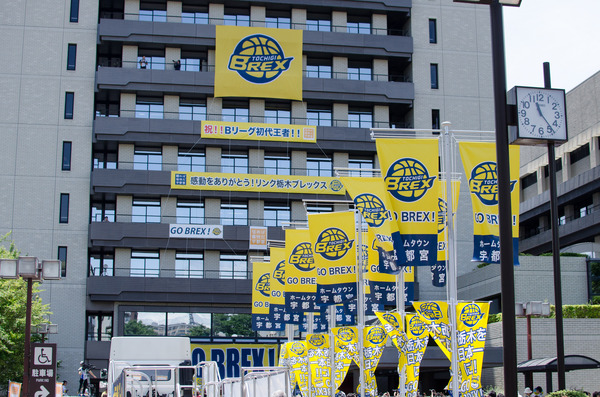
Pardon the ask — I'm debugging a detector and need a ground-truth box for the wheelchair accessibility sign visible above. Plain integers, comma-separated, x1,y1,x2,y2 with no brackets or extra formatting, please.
30,343,57,397
34,346,53,365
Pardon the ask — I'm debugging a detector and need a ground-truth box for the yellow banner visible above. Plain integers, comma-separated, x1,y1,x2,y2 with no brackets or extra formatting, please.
376,139,440,267
191,343,279,379
8,382,21,397
201,120,316,143
308,211,357,305
433,180,461,287
306,333,332,397
404,313,429,397
375,312,408,390
332,326,359,375
285,229,317,318
458,142,520,265
270,247,286,306
252,261,272,315
362,325,389,396
171,171,345,195
285,341,310,396
215,26,303,101
456,302,489,396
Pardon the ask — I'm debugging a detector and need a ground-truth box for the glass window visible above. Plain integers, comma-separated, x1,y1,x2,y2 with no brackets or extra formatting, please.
139,9,167,22
307,105,332,127
58,246,67,278
348,107,373,128
222,153,248,173
264,154,290,175
137,55,165,70
224,8,250,26
132,199,161,223
264,203,291,227
347,15,371,34
168,312,211,336
306,58,332,79
176,200,204,224
221,203,248,226
175,253,204,278
179,99,206,121
266,16,291,29
432,109,440,130
430,64,439,89
59,193,69,223
264,103,291,124
134,147,162,171
181,58,201,72
213,313,253,337
570,144,590,164
91,200,116,223
219,254,248,279
62,141,72,171
429,19,437,44
89,252,114,276
86,313,113,341
307,156,332,177
130,251,160,277
222,103,249,123
348,61,372,81
93,151,117,169
181,10,208,24
69,0,79,22
348,157,374,176
67,44,77,70
65,92,74,119
178,149,205,172
306,13,331,32
124,311,164,335
136,98,163,119
306,205,333,214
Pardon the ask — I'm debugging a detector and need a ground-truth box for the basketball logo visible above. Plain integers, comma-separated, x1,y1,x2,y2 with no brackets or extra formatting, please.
273,260,285,286
382,313,401,330
330,179,344,192
290,342,305,355
409,315,428,336
336,327,356,342
288,242,315,271
437,198,447,234
469,161,517,206
355,193,390,228
384,158,436,202
308,333,326,347
419,302,443,320
366,326,386,345
459,303,484,327
228,34,294,84
255,273,271,297
314,228,354,260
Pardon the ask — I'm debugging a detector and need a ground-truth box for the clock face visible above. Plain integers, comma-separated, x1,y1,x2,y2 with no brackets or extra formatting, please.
516,87,567,141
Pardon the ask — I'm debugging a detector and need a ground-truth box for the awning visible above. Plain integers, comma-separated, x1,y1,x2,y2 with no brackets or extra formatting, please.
517,354,600,373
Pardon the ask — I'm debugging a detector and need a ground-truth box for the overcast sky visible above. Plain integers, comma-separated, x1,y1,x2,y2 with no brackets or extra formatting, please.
503,0,600,92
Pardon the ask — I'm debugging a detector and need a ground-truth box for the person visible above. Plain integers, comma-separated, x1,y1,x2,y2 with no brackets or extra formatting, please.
383,392,391,397
533,387,543,397
78,362,96,396
524,388,533,397
62,380,68,396
139,56,148,69
173,59,181,70
488,391,497,397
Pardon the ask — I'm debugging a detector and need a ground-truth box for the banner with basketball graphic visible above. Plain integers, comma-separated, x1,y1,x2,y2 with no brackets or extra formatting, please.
459,142,520,265
252,261,272,315
341,177,402,274
332,327,359,391
215,26,303,101
308,211,357,306
455,302,490,396
376,139,439,267
375,311,408,390
413,301,451,360
361,325,389,396
404,313,430,397
284,229,319,318
433,180,461,287
283,341,310,396
306,333,332,397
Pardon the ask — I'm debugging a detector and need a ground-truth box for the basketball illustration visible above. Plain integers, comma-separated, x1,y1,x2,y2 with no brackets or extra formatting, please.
355,193,388,227
459,303,484,327
288,242,315,272
384,158,436,202
314,227,353,260
469,161,499,205
228,34,294,84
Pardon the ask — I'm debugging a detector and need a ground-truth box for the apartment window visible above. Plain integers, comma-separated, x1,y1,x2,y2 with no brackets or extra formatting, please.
124,311,164,335
348,107,373,128
91,200,115,222
430,64,439,89
59,193,70,223
264,203,291,227
62,141,72,171
224,8,250,26
306,13,331,32
307,156,332,177
306,205,333,214
137,55,165,70
264,102,291,124
89,252,114,276
432,109,440,130
266,11,291,29
58,246,67,277
130,251,160,277
307,105,332,127
134,147,162,171
176,200,204,224
132,199,161,223
67,44,77,70
347,15,371,34
222,152,248,173
348,157,374,176
176,253,204,278
86,313,113,341
429,19,437,44
221,202,248,226
264,154,291,175
182,6,208,24
570,144,590,164
139,7,167,22
222,102,249,123
306,58,332,79
69,0,79,22
93,150,117,169
179,99,206,120
521,172,537,190
136,98,163,119
178,149,205,172
348,61,372,81
219,254,248,279
65,92,74,119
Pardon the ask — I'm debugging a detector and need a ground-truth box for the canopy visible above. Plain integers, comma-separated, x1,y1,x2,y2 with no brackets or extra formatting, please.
517,355,600,373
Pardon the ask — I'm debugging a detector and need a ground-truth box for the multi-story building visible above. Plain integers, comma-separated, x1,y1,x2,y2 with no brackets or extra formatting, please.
2,0,498,390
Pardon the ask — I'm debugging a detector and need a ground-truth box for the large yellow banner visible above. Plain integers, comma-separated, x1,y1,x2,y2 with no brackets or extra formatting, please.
252,262,272,315
171,171,345,195
308,211,357,306
201,120,316,143
404,313,429,397
285,229,318,320
270,247,286,306
376,139,439,267
215,26,303,101
306,333,332,397
191,343,279,379
375,312,408,390
331,327,358,392
281,341,310,396
362,325,388,396
459,142,520,265
456,302,490,396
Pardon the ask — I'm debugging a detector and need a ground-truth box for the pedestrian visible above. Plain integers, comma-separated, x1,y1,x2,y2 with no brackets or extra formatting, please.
139,56,148,69
524,388,533,397
173,59,181,70
533,387,543,397
62,380,68,396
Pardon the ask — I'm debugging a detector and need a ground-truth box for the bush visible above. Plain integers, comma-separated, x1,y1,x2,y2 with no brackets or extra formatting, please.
488,313,502,323
549,304,600,319
547,390,588,397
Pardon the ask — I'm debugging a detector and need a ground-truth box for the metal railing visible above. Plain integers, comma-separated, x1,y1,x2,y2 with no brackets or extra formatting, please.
522,203,600,239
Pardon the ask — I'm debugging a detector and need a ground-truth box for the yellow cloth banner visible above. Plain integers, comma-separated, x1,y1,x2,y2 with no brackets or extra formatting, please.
433,180,460,287
285,229,318,319
215,25,303,101
331,327,358,391
376,139,440,267
201,120,316,143
362,325,389,396
306,333,332,397
308,211,357,305
456,302,490,396
375,312,408,390
270,247,286,306
459,142,520,265
282,341,310,396
252,261,273,315
8,382,21,397
404,313,429,397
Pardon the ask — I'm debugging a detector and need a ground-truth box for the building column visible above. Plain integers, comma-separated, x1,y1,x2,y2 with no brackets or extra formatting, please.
165,48,182,71
166,1,182,22
207,97,222,121
205,198,221,225
116,195,132,223
204,250,220,279
161,196,177,224
114,248,132,277
206,146,221,173
291,201,306,222
374,105,389,129
160,249,176,278
333,57,347,80
590,136,600,169
561,154,570,183
373,59,388,82
120,93,136,118
209,3,224,25
118,143,134,170
372,14,387,36
333,103,348,127
332,11,346,33
251,6,265,27
124,0,139,21
536,166,546,194
249,99,265,123
292,150,307,176
249,148,264,174
292,102,306,125
249,200,264,226
122,45,138,69
291,9,306,29
164,95,179,120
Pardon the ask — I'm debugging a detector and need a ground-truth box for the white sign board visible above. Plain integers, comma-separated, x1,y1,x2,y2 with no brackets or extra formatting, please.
169,224,224,239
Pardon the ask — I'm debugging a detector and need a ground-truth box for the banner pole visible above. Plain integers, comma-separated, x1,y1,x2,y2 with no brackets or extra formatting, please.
355,209,366,397
396,271,406,397
442,121,460,396
307,312,313,397
329,305,336,397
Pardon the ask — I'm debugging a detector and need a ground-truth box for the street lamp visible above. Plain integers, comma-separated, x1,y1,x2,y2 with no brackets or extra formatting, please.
516,302,551,388
32,323,59,343
0,256,61,397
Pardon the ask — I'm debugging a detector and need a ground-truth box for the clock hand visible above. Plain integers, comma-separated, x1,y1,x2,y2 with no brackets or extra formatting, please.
535,102,554,134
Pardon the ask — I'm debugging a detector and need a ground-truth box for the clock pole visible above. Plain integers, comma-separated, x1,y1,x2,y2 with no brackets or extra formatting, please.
543,61,566,391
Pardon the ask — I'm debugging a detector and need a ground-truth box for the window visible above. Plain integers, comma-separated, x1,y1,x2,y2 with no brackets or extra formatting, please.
521,172,537,190
221,203,248,226
134,147,162,171
139,8,167,22
213,313,253,337
89,252,114,276
179,99,206,121
58,246,67,277
137,55,165,70
180,58,201,72
124,311,164,335
176,200,204,224
67,44,77,70
93,150,117,169
136,98,163,119
429,19,437,44
348,107,373,128
307,105,332,127
430,64,439,89
130,251,160,277
307,13,331,32
348,61,372,81
264,103,291,124
264,154,290,175
62,141,72,171
348,157,374,176
59,193,69,223
182,6,208,24
432,109,440,130
222,153,248,173
306,59,332,79
86,313,113,341
176,253,204,278
264,203,291,227
222,102,249,123
307,156,332,177
306,205,333,214
224,8,250,26
570,144,590,164
132,199,161,223
69,0,79,22
266,12,291,29
178,149,205,172
347,16,371,34
65,92,74,119
544,159,563,176
91,200,115,222
219,254,248,279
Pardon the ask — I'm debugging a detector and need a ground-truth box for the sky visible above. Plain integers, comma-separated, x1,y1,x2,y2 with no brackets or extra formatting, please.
503,0,600,92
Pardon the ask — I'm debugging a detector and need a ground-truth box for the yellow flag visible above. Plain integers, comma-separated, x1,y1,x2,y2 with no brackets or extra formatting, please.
404,313,429,397
456,302,490,395
285,229,318,320
433,180,461,287
270,247,286,306
252,262,272,315
306,333,332,397
285,341,310,396
362,325,389,396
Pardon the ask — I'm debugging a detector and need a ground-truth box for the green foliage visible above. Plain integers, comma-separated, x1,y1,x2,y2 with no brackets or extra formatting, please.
488,313,502,323
590,295,600,305
540,252,587,257
0,233,52,388
476,262,491,269
549,304,600,319
547,390,588,397
123,320,158,336
187,324,211,337
213,314,253,337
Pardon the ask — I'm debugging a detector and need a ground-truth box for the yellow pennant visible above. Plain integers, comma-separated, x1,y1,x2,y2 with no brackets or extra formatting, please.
404,313,429,397
456,302,490,395
269,247,286,306
433,180,461,287
306,333,332,397
284,229,317,318
252,262,272,315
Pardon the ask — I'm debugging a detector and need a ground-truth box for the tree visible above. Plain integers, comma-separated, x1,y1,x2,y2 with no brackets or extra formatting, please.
212,314,253,337
186,324,211,337
123,320,158,336
0,233,52,389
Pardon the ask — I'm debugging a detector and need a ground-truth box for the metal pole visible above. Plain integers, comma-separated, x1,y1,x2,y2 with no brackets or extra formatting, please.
329,305,336,397
490,1,518,396
396,271,406,397
355,210,365,397
23,278,33,397
543,62,566,391
525,314,533,388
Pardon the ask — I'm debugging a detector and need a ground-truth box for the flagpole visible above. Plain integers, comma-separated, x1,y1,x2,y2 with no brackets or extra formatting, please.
396,271,406,397
307,312,314,397
329,305,336,397
355,209,366,397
